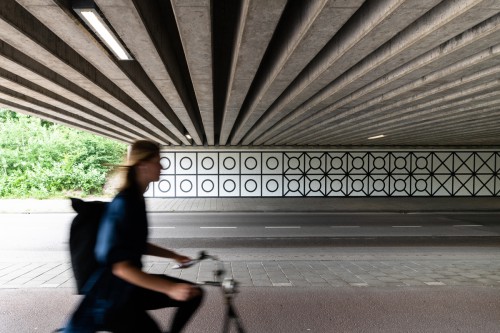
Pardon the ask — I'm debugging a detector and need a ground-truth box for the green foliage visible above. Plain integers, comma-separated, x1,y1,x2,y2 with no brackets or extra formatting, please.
0,109,127,198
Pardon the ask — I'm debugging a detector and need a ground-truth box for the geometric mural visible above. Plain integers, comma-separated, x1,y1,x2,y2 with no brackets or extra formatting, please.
144,151,500,197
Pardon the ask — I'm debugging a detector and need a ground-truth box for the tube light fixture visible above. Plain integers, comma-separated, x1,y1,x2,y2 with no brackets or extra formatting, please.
185,134,193,140
368,134,385,140
73,2,133,60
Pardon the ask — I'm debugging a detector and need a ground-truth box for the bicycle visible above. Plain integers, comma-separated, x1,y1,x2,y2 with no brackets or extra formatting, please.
173,251,246,333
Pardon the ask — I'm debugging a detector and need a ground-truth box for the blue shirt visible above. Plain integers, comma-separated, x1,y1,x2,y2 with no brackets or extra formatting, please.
95,187,148,269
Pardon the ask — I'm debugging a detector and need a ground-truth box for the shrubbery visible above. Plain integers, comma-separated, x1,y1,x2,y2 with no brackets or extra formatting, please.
0,109,127,198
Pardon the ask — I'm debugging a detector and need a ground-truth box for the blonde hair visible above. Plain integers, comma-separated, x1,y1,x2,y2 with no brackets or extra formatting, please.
120,140,160,191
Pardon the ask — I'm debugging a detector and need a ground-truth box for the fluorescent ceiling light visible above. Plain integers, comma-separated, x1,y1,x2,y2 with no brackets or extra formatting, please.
368,134,385,140
74,6,132,60
185,134,193,140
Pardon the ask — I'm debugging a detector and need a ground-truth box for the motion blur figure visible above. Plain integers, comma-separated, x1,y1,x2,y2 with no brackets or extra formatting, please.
64,140,203,333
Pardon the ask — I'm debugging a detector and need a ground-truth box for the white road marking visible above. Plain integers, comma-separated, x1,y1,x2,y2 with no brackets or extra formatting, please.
392,225,421,228
330,226,360,228
265,226,301,229
149,227,176,229
424,282,446,286
454,224,483,227
200,227,237,229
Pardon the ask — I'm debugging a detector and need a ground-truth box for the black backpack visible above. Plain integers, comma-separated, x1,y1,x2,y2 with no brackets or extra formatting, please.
69,198,109,294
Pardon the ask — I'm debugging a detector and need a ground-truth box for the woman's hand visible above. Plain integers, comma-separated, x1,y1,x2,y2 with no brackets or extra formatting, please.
174,254,192,264
165,283,200,301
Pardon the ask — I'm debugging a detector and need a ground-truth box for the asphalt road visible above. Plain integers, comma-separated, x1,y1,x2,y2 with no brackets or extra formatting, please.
1,212,500,247
1,212,500,262
3,286,500,333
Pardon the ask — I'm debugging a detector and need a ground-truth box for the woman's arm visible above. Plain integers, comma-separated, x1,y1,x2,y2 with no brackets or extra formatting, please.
112,261,198,301
146,243,191,263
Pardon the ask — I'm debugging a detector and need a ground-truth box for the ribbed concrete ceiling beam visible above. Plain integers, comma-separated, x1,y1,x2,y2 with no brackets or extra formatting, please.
240,0,364,145
0,65,149,142
172,0,214,145
297,69,500,145
238,0,416,145
368,118,500,145
281,60,500,145
406,127,500,145
0,98,134,142
240,0,397,145
95,0,204,146
0,48,166,144
0,88,135,142
1,1,499,147
257,11,500,145
353,105,500,145
255,0,491,146
229,0,330,145
18,0,190,145
301,84,500,145
311,88,500,145
267,34,500,145
334,102,500,145
10,0,182,145
218,0,286,145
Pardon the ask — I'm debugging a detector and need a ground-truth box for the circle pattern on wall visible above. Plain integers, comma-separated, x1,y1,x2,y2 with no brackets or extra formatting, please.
288,179,300,192
266,179,279,192
288,157,300,170
244,157,258,170
158,179,171,193
416,156,428,169
309,157,322,170
180,157,193,170
201,179,214,192
201,157,214,170
223,179,236,192
373,179,385,191
245,179,257,192
352,179,364,191
266,157,279,170
223,157,236,170
394,179,406,191
180,180,193,193
331,157,343,170
160,157,171,170
146,152,497,198
394,157,406,170
415,179,427,191
330,179,343,192
352,157,364,170
373,157,385,170
309,179,321,192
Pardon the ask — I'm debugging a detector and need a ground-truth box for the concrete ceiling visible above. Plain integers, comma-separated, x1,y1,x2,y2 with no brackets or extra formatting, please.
1,0,500,147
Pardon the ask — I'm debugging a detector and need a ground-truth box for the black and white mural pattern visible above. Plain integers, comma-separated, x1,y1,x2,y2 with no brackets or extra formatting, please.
144,151,500,197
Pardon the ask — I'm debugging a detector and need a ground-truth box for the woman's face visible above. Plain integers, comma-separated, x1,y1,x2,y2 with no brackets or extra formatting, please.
140,154,162,184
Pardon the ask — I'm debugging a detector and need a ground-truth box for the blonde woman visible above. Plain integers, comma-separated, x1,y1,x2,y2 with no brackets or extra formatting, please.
65,140,203,333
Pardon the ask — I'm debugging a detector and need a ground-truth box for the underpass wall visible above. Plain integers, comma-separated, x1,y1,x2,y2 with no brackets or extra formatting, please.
145,150,500,197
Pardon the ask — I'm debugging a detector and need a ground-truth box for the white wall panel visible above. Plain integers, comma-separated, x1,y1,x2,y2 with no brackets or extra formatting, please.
219,175,239,196
155,175,175,197
197,153,218,175
241,175,261,196
198,175,218,197
176,153,197,175
262,153,282,174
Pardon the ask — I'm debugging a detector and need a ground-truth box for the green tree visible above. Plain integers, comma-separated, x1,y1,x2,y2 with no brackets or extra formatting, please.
0,109,127,198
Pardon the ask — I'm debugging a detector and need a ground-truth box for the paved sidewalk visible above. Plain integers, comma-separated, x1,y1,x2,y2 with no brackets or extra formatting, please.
2,258,500,290
1,196,499,213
